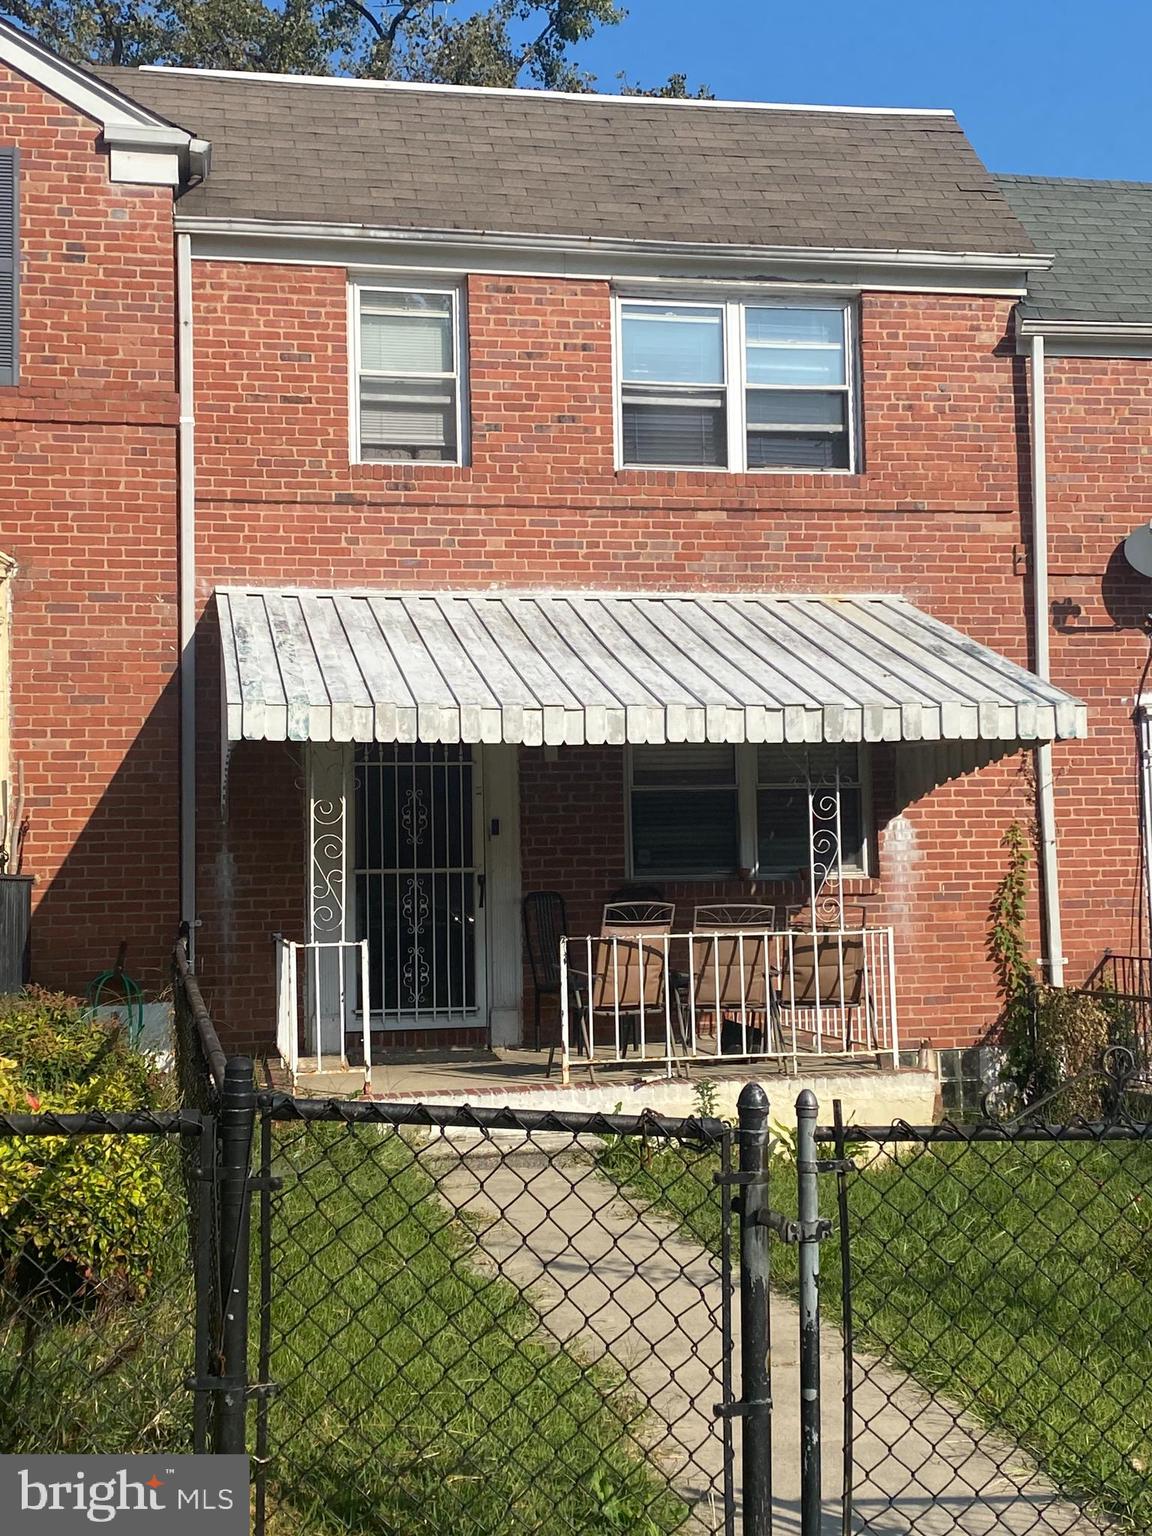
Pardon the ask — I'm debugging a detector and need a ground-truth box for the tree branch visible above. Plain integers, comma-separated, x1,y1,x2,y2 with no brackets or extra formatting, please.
338,0,387,41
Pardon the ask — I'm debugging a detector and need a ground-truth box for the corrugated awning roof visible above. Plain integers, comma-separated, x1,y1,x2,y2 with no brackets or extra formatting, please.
216,589,1086,747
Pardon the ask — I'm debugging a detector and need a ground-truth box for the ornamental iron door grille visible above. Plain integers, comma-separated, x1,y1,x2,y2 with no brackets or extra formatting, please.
354,743,485,1029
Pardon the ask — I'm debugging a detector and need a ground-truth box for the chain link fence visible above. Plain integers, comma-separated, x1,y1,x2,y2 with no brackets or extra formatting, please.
253,1097,734,1536
821,1065,1152,1535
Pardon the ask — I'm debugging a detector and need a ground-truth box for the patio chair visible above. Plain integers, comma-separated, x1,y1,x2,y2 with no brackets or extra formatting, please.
690,904,782,1055
523,890,575,1051
776,927,876,1050
601,900,676,935
576,930,676,1058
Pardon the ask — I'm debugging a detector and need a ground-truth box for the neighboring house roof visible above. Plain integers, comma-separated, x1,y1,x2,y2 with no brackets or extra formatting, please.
998,173,1152,324
96,66,1036,257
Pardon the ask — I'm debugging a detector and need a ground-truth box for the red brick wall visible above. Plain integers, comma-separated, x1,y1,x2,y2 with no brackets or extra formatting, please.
0,68,179,998
191,264,1057,1051
0,74,1137,1060
1043,355,1152,980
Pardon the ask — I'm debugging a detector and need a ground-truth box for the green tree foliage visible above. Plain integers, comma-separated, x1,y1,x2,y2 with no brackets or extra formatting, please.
2,0,709,94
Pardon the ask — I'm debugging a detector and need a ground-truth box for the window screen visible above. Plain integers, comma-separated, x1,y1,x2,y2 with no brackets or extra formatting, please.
358,290,460,462
620,304,727,468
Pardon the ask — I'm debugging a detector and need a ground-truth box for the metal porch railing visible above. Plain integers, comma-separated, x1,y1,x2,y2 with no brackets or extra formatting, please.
274,936,371,1090
558,925,898,1082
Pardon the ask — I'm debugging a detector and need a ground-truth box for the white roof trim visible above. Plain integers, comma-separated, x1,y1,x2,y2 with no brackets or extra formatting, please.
1018,318,1152,339
174,215,1046,274
0,18,209,181
215,588,1087,749
140,64,955,115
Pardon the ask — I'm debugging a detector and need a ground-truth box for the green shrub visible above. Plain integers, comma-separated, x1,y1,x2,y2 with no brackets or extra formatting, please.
0,991,177,1306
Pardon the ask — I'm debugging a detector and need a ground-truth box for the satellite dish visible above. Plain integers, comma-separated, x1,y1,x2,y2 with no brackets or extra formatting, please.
1125,523,1152,579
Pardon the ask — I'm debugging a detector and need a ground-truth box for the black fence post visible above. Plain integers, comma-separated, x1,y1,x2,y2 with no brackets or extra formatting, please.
796,1088,822,1536
215,1055,256,1455
737,1081,772,1536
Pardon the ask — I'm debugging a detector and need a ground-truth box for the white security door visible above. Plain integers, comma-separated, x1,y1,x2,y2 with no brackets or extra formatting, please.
355,744,486,1030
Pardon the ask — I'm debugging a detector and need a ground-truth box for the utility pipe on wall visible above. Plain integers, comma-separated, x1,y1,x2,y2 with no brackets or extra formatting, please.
1137,697,1152,953
177,232,197,953
1029,332,1065,986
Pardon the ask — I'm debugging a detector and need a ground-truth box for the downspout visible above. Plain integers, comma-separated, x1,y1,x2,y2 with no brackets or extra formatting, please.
1138,696,1152,952
177,232,197,954
1029,332,1065,985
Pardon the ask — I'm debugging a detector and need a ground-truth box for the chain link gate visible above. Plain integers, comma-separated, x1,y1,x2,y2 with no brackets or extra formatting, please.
249,1093,744,1535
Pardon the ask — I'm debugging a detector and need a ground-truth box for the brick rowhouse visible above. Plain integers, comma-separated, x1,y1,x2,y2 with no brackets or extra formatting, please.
1,37,1147,1065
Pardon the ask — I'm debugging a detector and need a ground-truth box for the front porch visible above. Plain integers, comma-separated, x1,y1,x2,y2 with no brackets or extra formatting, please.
266,1043,942,1126
214,588,1087,1078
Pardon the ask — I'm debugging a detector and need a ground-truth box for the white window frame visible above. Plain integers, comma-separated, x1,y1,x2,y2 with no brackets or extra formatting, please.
349,277,468,467
625,743,871,881
613,293,859,475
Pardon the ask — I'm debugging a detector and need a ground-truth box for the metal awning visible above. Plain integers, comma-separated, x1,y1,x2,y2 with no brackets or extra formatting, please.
215,588,1087,747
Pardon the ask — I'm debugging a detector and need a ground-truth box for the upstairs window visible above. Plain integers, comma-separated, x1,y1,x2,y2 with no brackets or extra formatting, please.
618,296,856,473
354,285,464,464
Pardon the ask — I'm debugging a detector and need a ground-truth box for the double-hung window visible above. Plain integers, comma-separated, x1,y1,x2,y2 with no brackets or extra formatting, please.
355,284,464,463
628,743,868,879
618,296,856,472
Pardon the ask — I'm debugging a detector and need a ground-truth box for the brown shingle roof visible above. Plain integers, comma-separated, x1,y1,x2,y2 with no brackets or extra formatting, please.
97,68,1035,256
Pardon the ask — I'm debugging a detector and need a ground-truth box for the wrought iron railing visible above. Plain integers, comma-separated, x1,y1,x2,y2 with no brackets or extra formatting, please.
558,925,898,1081
1083,951,1152,1070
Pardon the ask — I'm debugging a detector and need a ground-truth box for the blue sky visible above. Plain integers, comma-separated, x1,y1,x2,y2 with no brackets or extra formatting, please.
570,0,1152,183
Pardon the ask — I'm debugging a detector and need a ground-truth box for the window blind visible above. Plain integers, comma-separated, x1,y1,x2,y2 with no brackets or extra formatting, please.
0,150,18,389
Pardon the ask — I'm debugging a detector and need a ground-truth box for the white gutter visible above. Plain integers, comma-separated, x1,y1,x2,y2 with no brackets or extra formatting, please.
177,232,197,954
1029,332,1065,986
1137,695,1152,951
171,215,1050,272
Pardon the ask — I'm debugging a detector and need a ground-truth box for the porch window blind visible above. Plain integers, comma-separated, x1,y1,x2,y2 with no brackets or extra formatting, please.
357,289,460,462
630,745,739,876
0,150,18,389
756,745,864,877
628,744,868,881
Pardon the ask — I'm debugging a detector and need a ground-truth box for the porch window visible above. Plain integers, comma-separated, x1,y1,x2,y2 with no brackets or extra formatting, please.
755,745,866,877
630,745,739,876
628,743,867,879
617,296,856,472
354,284,465,464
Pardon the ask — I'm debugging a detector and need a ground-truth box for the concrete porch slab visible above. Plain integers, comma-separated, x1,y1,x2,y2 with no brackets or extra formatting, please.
274,1048,940,1125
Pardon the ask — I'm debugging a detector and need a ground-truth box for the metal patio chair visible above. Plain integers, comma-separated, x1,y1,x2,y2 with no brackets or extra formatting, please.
776,924,876,1051
523,890,574,1051
690,904,782,1055
601,899,676,936
577,929,676,1059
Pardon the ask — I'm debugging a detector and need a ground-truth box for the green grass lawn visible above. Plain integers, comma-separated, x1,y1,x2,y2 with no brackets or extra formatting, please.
261,1123,690,1535
599,1131,1152,1532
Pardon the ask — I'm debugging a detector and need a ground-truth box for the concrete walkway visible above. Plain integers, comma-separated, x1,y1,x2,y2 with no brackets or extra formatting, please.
426,1133,1111,1535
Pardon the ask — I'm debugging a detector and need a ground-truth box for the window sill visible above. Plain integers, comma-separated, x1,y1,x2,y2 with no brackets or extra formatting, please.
614,465,864,482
